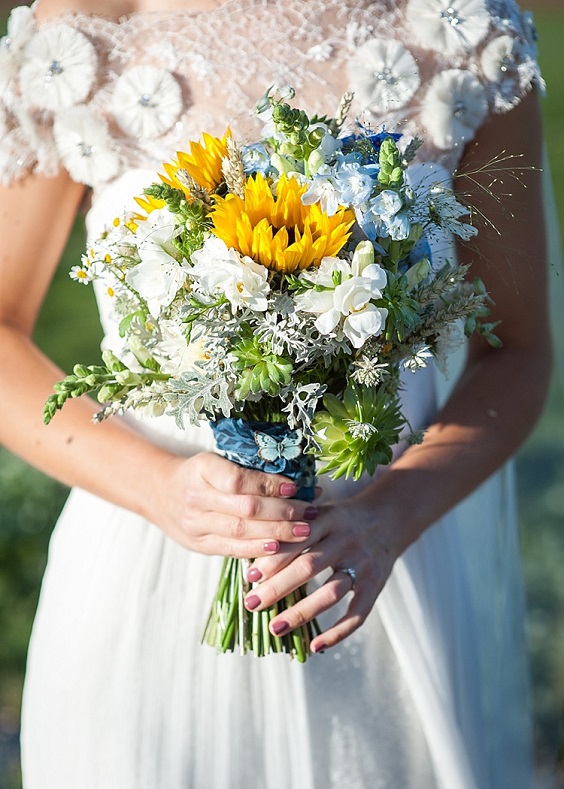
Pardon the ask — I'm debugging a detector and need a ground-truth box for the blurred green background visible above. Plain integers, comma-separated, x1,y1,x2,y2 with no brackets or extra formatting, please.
1,3,563,788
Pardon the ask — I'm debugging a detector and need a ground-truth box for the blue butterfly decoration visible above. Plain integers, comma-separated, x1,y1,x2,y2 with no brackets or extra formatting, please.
254,429,303,463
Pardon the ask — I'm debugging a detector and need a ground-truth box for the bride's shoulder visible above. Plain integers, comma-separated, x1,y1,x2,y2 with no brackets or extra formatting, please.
33,0,136,23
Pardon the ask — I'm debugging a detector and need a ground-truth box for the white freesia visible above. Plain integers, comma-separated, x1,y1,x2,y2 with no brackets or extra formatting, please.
112,65,182,138
126,259,187,318
296,243,388,348
21,25,97,111
406,0,490,56
157,321,208,375
348,38,420,113
53,106,120,185
190,236,270,312
421,69,488,150
125,207,186,316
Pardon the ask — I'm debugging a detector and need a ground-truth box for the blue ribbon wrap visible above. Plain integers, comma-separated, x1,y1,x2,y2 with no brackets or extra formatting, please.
210,418,316,503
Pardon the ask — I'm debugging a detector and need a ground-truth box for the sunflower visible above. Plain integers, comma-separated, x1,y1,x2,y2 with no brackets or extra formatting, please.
160,130,231,197
133,193,166,216
210,173,355,273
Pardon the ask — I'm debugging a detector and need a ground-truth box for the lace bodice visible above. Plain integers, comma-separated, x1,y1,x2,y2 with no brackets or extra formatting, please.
0,0,542,190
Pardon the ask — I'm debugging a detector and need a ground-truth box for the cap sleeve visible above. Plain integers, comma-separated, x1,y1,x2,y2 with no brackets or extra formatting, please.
481,0,545,114
0,4,126,188
0,5,61,185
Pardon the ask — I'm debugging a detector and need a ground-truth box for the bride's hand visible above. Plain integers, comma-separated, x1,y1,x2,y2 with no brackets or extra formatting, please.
147,452,319,558
242,495,404,652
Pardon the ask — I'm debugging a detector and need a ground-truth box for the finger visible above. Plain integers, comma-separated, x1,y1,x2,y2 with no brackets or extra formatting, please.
246,542,305,583
265,573,354,638
198,453,298,498
243,546,332,611
198,489,319,527
310,592,377,653
193,512,313,547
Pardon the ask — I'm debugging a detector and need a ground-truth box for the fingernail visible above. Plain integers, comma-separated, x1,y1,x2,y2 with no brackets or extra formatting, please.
245,594,261,610
312,642,327,654
292,523,310,537
271,620,288,636
303,506,319,521
314,486,323,500
280,482,298,497
247,567,262,583
263,541,279,553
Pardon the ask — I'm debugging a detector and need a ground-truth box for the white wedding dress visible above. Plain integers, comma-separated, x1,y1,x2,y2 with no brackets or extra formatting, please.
0,1,544,787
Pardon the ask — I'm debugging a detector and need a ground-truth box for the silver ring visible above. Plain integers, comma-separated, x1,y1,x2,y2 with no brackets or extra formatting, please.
334,566,357,590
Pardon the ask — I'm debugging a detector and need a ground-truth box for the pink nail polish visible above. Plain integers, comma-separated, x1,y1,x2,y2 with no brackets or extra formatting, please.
313,642,327,653
245,594,261,610
303,506,319,520
247,567,262,583
280,482,298,497
292,523,310,537
263,541,279,553
271,620,288,636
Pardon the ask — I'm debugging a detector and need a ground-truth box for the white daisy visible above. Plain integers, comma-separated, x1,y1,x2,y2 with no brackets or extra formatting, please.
70,265,93,284
53,106,121,185
480,35,520,82
20,25,98,111
112,65,183,138
406,0,490,56
348,39,420,112
421,69,488,150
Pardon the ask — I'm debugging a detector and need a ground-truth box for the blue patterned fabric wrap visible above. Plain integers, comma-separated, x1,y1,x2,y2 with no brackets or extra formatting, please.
210,418,316,502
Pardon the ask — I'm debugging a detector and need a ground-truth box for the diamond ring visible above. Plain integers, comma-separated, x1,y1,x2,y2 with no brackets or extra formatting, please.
334,566,357,590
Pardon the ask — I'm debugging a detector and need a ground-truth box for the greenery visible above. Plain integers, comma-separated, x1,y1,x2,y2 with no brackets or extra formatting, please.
1,6,564,787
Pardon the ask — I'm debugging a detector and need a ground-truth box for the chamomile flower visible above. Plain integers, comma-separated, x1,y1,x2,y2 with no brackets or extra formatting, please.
70,264,93,284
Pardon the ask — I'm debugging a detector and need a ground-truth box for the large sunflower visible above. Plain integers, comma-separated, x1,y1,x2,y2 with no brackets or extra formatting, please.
161,130,231,197
210,173,355,273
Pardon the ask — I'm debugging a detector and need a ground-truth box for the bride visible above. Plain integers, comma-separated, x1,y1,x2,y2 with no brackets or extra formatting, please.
0,0,551,786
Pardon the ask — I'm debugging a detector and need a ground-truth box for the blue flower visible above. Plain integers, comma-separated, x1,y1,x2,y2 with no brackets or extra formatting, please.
241,142,271,175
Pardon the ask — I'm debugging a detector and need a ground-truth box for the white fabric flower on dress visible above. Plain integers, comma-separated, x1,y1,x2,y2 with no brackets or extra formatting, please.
480,35,520,82
53,106,120,185
20,25,98,111
112,66,183,138
421,69,488,150
0,104,7,139
0,6,36,96
348,39,420,113
406,0,490,56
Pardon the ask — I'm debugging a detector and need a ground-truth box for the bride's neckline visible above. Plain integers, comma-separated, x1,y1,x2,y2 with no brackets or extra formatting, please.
33,0,290,26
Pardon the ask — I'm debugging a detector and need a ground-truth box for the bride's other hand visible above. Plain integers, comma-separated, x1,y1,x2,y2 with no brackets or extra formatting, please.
242,492,402,652
147,452,318,558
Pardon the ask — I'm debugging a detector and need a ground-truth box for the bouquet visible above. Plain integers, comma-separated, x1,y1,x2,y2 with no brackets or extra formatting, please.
45,87,498,661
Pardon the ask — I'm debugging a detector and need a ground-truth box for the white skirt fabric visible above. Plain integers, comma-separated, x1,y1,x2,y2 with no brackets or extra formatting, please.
20,171,534,789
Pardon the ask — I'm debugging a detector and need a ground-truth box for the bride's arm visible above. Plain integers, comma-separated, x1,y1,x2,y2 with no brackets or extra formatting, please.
245,90,553,650
0,172,315,558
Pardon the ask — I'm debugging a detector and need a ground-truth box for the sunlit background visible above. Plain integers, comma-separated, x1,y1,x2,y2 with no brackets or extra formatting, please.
0,1,563,787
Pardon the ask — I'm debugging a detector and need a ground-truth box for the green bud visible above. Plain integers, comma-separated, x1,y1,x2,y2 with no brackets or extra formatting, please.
102,349,127,372
307,149,325,175
404,259,431,290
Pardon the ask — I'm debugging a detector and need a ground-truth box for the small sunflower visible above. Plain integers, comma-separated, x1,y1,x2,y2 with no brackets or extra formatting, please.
210,173,354,273
160,130,231,197
134,193,166,215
